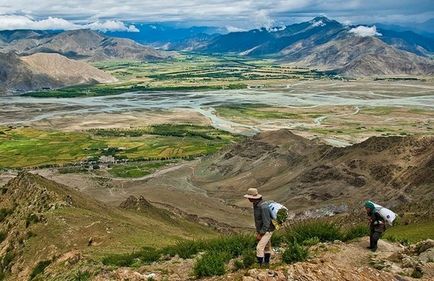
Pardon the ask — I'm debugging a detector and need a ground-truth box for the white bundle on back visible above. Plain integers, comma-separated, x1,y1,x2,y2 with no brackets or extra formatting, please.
268,201,287,220
372,202,397,226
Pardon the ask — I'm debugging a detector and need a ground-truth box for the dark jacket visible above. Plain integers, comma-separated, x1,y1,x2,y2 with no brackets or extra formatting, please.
254,200,275,234
369,211,386,233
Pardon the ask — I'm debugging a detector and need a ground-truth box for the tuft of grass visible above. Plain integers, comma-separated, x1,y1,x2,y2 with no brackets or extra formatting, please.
342,225,369,241
302,237,320,246
29,260,51,280
282,240,308,264
193,252,229,278
284,221,343,243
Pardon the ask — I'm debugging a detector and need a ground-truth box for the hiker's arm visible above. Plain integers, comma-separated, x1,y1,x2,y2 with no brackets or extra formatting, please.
259,206,271,234
373,212,384,225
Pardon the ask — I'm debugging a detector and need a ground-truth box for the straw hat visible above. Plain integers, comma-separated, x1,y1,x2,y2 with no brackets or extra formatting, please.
243,188,262,199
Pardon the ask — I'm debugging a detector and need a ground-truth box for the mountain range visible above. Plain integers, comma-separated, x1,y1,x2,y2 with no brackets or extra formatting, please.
0,29,170,61
0,16,433,94
182,17,434,76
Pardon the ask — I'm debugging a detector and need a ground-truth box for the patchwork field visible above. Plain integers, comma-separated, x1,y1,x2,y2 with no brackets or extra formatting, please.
0,124,240,169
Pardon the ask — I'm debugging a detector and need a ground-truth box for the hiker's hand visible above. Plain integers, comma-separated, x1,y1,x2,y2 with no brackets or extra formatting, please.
256,233,263,241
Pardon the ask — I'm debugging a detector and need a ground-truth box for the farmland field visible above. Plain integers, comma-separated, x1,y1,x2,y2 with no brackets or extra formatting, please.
0,124,239,169
25,54,337,98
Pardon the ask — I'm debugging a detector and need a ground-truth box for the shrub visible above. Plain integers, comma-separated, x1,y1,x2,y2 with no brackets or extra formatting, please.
29,260,51,280
241,250,256,269
282,240,308,264
0,232,6,244
102,247,160,267
411,267,424,278
101,253,135,267
343,225,369,241
161,240,203,259
1,249,14,270
193,252,229,278
0,209,11,223
205,235,255,259
271,231,286,246
25,213,41,228
285,221,342,243
74,271,91,281
233,260,244,271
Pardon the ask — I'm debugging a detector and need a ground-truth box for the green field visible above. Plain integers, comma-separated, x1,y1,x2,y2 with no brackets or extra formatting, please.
25,54,336,98
385,221,434,243
0,124,240,169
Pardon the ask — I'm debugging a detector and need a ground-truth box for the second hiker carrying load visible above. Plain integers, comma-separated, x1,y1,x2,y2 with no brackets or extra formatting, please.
367,200,397,226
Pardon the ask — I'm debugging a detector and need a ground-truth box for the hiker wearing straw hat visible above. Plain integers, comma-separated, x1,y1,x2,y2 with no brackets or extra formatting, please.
244,188,275,267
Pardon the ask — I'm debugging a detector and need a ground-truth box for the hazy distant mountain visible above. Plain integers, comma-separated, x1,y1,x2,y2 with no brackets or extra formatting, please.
379,19,434,38
106,23,225,48
376,28,434,56
0,29,171,61
0,52,116,94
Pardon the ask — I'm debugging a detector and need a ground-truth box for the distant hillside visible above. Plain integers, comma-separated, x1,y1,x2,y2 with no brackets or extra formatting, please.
0,52,116,94
0,172,215,280
283,35,434,76
191,16,434,76
0,29,171,61
192,130,434,212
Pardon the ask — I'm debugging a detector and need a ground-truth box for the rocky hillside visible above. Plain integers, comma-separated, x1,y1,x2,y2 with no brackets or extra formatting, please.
192,130,434,212
0,173,215,280
283,35,434,76
0,52,117,94
22,53,117,84
0,29,171,61
0,52,56,94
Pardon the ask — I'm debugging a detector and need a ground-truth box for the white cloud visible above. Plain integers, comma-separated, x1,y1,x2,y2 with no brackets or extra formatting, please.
0,1,433,30
225,26,246,33
0,15,139,32
348,25,382,37
85,20,139,32
253,10,275,30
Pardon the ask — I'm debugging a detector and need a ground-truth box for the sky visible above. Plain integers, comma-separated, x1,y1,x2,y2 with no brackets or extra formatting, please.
0,0,433,31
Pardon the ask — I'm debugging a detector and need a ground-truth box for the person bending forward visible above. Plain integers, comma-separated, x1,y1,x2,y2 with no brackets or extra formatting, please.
244,188,275,267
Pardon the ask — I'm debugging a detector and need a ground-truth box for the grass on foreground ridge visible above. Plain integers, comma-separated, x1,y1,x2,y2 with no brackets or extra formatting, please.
101,221,369,278
100,218,434,278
